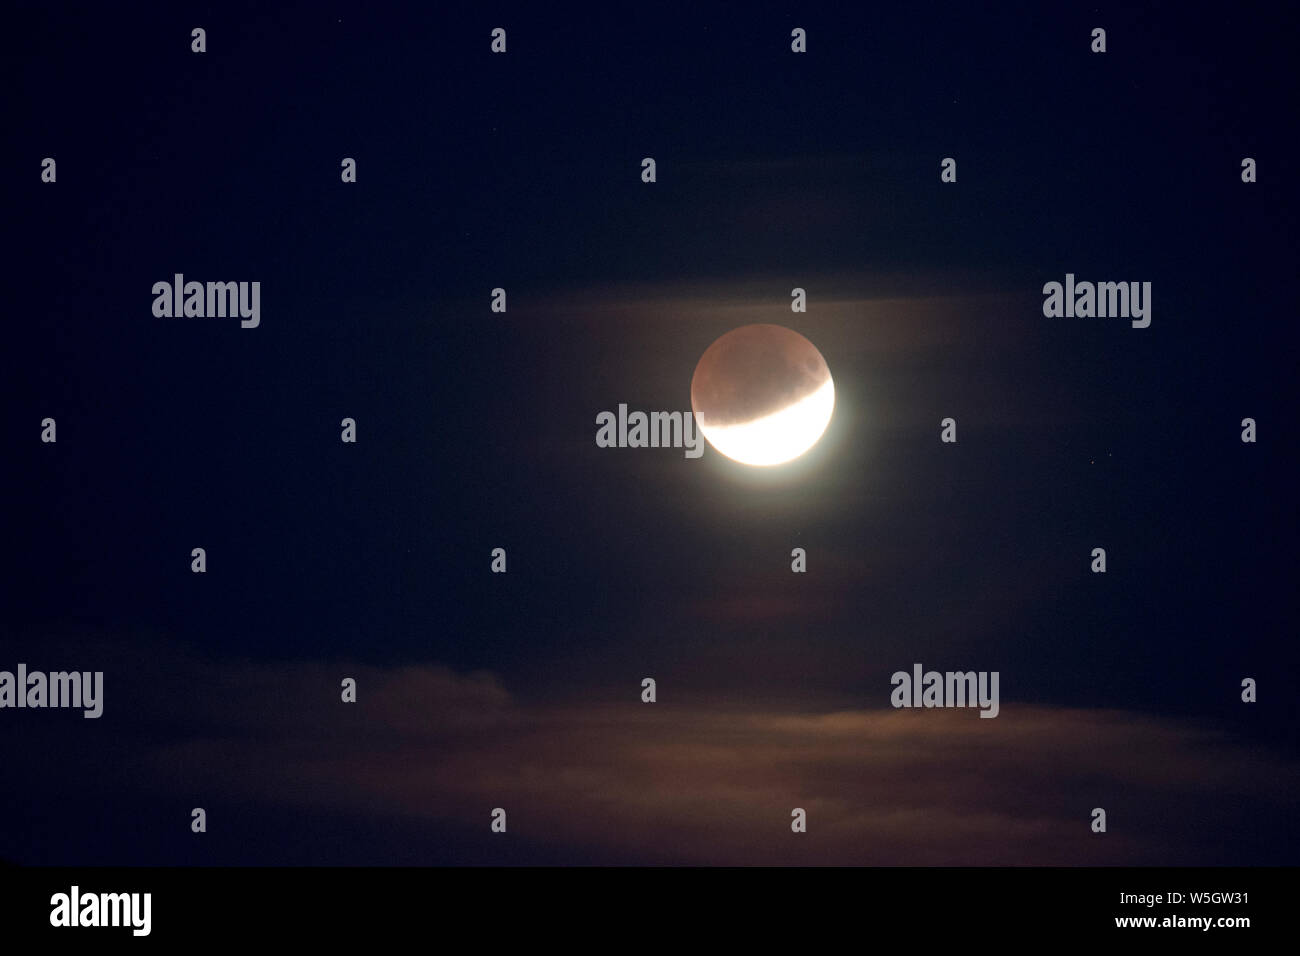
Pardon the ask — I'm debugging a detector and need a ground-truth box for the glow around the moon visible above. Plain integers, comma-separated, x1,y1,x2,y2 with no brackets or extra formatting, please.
699,376,835,466
690,324,835,467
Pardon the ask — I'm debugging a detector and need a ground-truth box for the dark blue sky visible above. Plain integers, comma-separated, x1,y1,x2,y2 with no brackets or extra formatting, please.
5,2,1298,865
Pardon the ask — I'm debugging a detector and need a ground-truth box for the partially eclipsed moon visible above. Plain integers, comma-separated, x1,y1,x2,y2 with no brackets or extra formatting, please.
690,324,834,466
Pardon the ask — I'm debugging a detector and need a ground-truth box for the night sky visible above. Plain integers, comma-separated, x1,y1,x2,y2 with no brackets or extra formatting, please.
6,2,1298,865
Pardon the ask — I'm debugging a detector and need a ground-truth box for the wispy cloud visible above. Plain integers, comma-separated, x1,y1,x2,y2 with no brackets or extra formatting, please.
5,634,1293,864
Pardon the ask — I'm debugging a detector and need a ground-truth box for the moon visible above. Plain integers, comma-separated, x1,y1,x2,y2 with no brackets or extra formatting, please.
690,324,835,466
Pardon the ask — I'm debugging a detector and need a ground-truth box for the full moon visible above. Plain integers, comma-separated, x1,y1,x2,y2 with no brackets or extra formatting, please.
690,324,835,466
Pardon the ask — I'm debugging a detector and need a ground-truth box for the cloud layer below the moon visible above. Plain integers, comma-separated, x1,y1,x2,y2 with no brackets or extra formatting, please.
3,633,1296,866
